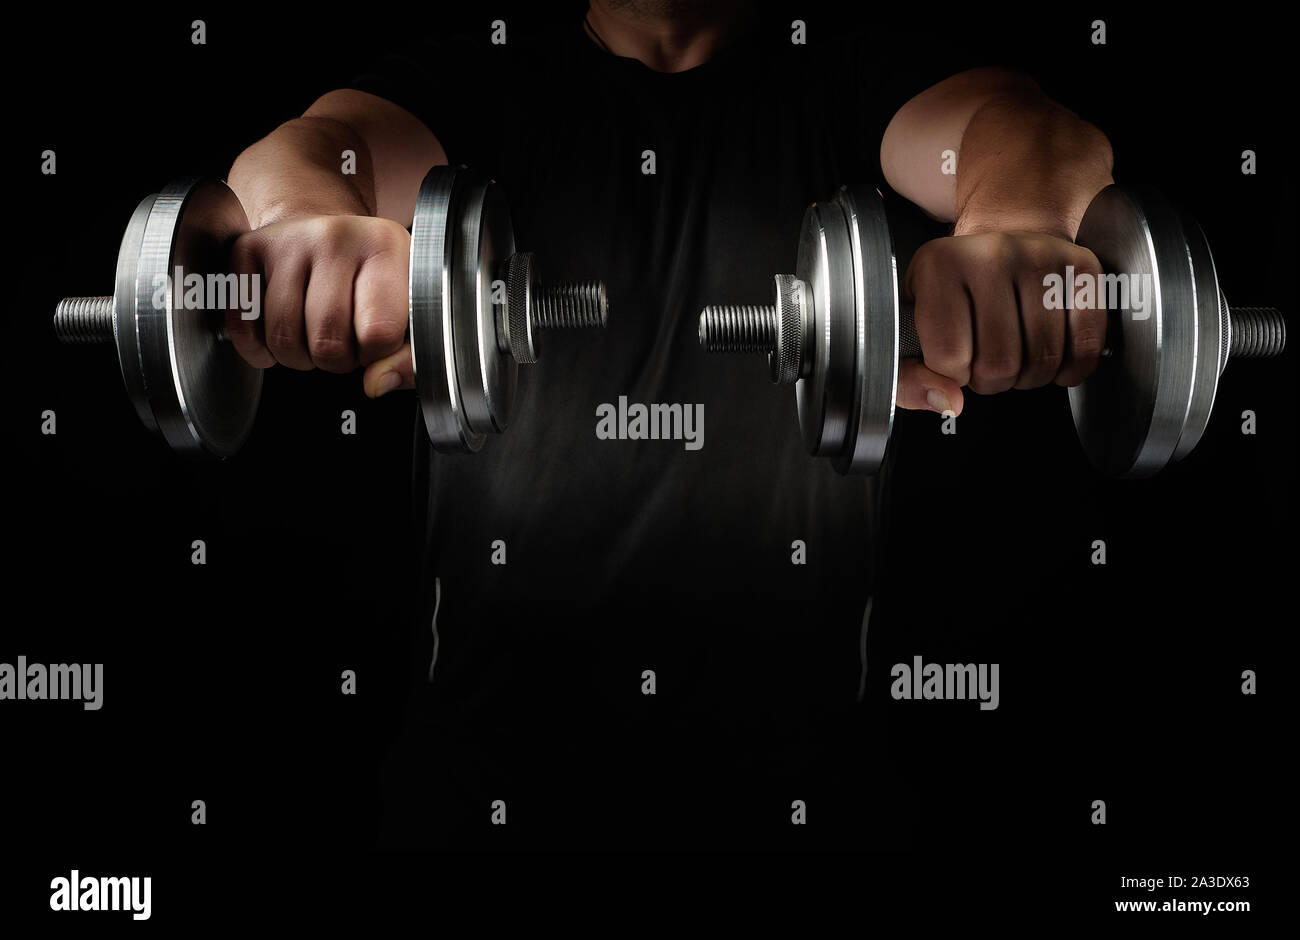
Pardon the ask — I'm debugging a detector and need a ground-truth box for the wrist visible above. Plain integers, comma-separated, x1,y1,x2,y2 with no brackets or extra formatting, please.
954,100,1115,241
229,119,376,228
248,190,371,229
954,173,1114,241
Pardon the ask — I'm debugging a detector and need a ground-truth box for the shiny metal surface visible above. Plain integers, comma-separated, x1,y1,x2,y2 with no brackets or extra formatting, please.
698,181,1283,477
53,296,114,343
832,185,900,475
1070,185,1198,477
1226,306,1287,359
452,173,516,435
795,198,852,456
531,281,608,329
769,273,805,384
1169,213,1225,464
697,304,778,352
700,186,902,474
110,195,156,435
504,252,538,364
410,165,607,452
120,180,259,457
410,166,486,453
57,169,610,458
789,186,899,473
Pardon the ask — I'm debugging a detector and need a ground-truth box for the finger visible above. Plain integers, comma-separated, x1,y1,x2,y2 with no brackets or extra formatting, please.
363,344,415,398
968,276,1021,395
303,259,360,373
353,232,409,366
1013,266,1066,389
225,232,275,369
1055,248,1109,387
904,241,973,385
897,359,964,415
263,254,313,371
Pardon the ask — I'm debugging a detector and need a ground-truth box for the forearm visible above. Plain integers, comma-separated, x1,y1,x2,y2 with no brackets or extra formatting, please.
229,90,444,230
882,68,1114,240
229,116,376,229
953,89,1114,240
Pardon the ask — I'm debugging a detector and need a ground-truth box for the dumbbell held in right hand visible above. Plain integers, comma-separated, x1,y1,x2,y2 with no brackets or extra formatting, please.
698,184,1285,477
53,167,610,458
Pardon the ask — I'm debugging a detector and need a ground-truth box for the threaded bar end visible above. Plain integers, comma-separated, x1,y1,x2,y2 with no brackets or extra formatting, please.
532,281,608,329
54,296,114,344
698,304,778,353
1229,307,1286,358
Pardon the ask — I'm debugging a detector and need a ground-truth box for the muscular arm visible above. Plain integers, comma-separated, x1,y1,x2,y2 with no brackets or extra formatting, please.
878,68,1115,413
222,90,444,395
880,67,1114,239
228,88,445,228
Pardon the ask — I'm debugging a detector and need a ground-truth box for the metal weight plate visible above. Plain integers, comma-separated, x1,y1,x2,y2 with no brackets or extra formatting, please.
794,197,855,457
410,166,517,453
832,186,902,475
1169,214,1226,463
451,173,516,435
410,166,483,452
793,185,901,474
1069,185,1203,477
118,179,260,458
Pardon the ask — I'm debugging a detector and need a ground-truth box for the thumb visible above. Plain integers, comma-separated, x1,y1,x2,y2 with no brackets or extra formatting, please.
363,343,415,398
897,359,964,416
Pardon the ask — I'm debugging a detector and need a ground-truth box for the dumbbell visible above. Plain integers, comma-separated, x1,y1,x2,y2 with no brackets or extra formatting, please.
698,184,1286,477
52,167,608,458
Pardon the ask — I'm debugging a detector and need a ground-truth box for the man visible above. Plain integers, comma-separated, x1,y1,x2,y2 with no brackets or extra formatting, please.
226,1,1113,848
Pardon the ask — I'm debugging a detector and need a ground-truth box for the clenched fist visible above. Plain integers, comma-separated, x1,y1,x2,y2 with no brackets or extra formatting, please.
227,214,416,397
899,231,1108,415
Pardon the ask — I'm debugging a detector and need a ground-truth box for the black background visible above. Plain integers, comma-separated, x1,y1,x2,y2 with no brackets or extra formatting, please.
7,0,1293,925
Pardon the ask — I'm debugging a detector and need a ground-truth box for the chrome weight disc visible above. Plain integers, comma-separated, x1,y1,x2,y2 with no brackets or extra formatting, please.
793,185,901,475
1069,185,1215,477
117,179,260,458
410,166,518,453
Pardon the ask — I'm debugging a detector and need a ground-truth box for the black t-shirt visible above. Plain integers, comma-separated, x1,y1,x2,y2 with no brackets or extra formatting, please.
349,18,963,849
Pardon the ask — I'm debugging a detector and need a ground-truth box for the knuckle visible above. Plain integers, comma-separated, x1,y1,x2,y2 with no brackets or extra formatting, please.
1071,320,1108,359
310,334,354,371
265,326,300,355
226,323,259,347
365,218,409,255
1017,348,1062,387
1072,247,1105,277
309,215,351,255
977,231,1015,265
236,339,274,368
355,315,404,351
1026,241,1064,274
912,237,946,264
905,245,939,290
1033,344,1064,369
921,339,968,371
228,233,260,272
913,235,962,273
974,350,1020,382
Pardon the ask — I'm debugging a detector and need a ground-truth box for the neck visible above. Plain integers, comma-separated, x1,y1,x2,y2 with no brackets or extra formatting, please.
586,1,747,73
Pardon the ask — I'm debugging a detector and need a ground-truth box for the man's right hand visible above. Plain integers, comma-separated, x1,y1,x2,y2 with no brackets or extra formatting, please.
227,214,416,398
